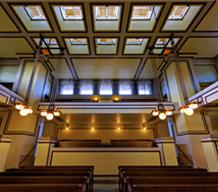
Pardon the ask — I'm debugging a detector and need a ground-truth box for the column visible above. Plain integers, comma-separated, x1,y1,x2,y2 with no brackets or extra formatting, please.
155,137,178,166
0,136,11,171
201,136,218,172
34,137,56,166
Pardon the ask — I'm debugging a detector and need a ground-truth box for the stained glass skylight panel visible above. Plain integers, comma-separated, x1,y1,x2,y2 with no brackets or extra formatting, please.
70,38,87,45
155,38,169,48
25,6,45,20
168,6,189,20
60,6,83,20
131,6,153,20
94,6,120,20
126,38,144,45
96,38,116,45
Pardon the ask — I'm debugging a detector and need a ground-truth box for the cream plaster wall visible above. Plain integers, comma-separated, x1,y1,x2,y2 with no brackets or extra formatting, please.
51,150,161,175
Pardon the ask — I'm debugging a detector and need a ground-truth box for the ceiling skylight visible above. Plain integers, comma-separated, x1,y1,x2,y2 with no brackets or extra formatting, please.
60,6,83,20
168,5,189,20
131,6,153,20
43,38,58,48
96,38,116,45
25,6,45,20
94,6,120,20
34,38,60,54
70,38,87,45
155,38,169,48
126,38,144,45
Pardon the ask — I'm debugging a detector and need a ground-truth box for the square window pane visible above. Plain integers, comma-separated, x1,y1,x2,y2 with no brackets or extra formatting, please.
137,81,153,95
107,6,119,19
132,6,153,20
119,81,133,95
99,81,113,95
80,81,93,95
168,5,189,20
25,6,45,20
60,6,83,20
59,80,74,95
195,65,218,83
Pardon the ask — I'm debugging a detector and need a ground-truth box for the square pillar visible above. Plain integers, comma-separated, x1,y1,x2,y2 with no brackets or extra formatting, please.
0,136,11,171
155,137,178,166
201,136,218,172
34,137,56,166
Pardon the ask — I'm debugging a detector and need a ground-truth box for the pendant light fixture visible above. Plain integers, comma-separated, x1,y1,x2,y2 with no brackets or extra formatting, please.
150,49,174,120
40,78,61,121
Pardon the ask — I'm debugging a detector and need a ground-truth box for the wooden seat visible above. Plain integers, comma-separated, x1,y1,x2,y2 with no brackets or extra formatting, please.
0,166,94,192
119,166,218,192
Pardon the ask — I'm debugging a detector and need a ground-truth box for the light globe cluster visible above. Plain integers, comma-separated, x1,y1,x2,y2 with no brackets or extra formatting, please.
179,102,198,116
15,103,33,117
40,109,61,120
152,109,173,120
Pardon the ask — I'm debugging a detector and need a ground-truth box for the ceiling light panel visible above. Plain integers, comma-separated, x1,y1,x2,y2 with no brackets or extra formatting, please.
60,6,83,20
95,38,118,54
124,38,149,54
163,4,203,31
152,38,180,54
25,5,46,20
93,5,122,31
128,5,162,31
53,5,85,31
168,5,189,20
34,38,60,55
131,6,153,20
13,5,51,31
65,38,89,54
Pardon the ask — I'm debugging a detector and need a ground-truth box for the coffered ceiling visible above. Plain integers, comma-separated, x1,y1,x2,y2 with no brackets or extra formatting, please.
0,0,217,80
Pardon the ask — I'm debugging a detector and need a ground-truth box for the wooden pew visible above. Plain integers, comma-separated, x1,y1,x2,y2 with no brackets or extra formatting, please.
5,166,94,191
0,183,86,192
131,184,218,192
1,166,94,192
119,166,218,192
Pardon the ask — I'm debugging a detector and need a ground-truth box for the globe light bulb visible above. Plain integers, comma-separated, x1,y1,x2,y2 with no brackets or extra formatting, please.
185,107,194,116
152,110,159,116
165,110,173,116
15,104,24,110
46,113,54,120
159,112,167,120
180,107,186,113
189,103,198,109
54,111,61,117
27,108,33,114
19,108,29,116
91,127,95,132
113,96,121,102
40,110,47,117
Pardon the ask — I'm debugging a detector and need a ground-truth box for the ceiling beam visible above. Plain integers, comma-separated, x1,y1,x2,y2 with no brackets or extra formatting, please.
63,49,79,80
